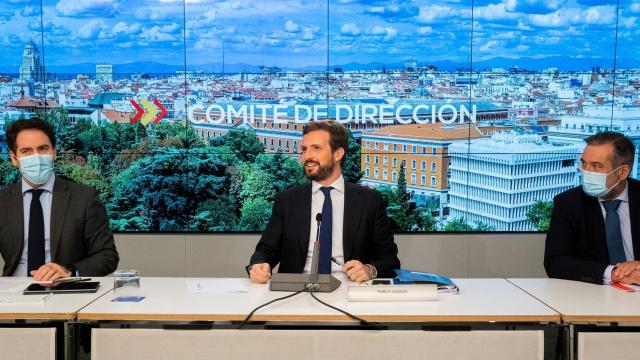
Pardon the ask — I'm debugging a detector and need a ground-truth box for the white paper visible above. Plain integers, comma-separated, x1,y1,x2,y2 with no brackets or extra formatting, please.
186,279,248,294
0,279,30,293
0,294,51,304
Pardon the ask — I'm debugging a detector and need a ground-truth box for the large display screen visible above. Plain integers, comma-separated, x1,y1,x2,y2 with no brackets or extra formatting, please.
0,0,637,232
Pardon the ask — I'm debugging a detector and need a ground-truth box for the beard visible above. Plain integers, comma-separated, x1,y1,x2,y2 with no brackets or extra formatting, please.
304,160,335,181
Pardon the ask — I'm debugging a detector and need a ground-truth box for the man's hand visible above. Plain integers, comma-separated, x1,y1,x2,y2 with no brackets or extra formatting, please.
343,260,372,283
612,261,640,282
30,263,71,282
614,268,640,285
249,263,271,284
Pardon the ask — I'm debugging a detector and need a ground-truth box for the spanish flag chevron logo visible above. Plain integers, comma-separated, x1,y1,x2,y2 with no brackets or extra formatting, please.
130,98,167,125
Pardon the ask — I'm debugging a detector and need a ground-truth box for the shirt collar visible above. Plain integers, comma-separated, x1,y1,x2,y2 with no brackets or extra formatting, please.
600,181,628,203
22,175,55,195
312,175,345,195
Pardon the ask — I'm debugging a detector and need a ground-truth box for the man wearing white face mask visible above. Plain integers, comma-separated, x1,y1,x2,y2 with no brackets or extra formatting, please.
0,117,119,281
545,131,640,284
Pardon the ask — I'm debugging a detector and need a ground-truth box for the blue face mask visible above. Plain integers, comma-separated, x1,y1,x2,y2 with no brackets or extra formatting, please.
17,154,54,185
581,166,622,198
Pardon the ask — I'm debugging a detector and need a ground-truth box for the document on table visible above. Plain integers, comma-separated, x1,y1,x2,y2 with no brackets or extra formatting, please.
186,279,248,294
0,279,29,293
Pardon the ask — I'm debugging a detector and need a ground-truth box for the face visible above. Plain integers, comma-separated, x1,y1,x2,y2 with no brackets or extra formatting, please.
10,129,57,168
580,143,629,189
301,130,344,182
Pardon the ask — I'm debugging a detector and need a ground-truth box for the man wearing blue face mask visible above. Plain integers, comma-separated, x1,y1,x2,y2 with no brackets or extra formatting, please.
0,117,119,281
545,131,640,284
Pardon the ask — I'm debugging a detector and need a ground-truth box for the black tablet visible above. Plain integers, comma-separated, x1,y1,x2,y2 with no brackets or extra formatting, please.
23,282,101,294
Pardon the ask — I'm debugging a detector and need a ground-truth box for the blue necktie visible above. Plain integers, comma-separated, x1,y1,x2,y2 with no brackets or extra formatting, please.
603,200,626,265
27,189,46,275
319,187,333,274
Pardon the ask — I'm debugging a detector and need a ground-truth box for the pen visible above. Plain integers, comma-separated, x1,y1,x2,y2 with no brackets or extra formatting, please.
331,257,343,266
54,277,92,285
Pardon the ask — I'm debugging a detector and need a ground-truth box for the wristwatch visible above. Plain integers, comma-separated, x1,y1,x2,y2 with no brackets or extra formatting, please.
366,264,378,279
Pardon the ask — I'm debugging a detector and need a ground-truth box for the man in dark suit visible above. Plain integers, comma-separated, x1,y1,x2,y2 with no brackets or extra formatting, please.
248,121,400,283
545,131,640,284
0,117,119,281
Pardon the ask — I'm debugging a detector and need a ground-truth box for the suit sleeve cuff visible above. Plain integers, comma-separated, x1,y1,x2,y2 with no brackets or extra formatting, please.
603,265,615,284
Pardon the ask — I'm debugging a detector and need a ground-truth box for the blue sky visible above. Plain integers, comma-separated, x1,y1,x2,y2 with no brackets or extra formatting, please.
0,0,638,69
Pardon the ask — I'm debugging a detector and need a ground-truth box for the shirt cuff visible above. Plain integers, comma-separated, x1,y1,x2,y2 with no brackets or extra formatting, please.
603,265,615,284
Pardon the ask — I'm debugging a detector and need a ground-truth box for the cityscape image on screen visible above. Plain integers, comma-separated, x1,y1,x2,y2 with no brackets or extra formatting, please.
0,0,638,232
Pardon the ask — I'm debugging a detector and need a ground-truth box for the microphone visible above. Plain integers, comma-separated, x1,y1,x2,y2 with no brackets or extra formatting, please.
310,213,322,282
314,213,322,244
268,212,340,292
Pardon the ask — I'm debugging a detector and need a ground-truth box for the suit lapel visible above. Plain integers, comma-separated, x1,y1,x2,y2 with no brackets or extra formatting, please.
628,179,640,260
8,183,25,269
298,184,312,262
50,177,70,261
584,191,609,262
342,183,362,261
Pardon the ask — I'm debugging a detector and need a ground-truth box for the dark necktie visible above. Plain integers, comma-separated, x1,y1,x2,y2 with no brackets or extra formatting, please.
27,189,46,275
602,200,626,265
319,187,333,274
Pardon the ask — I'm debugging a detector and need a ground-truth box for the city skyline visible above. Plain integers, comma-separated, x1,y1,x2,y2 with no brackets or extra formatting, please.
1,0,639,233
0,0,638,71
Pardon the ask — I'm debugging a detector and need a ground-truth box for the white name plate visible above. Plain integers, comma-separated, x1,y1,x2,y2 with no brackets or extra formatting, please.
347,284,437,302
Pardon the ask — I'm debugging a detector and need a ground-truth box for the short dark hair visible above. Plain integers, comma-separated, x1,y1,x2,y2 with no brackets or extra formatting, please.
302,121,349,166
6,117,57,154
585,131,635,168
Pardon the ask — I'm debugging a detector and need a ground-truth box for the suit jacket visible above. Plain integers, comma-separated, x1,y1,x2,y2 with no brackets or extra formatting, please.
249,182,400,278
544,178,640,284
0,176,119,276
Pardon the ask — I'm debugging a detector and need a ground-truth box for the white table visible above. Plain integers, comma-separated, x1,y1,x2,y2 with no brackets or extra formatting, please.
0,277,112,360
78,276,559,323
509,278,640,360
0,277,112,321
509,278,640,323
80,277,558,360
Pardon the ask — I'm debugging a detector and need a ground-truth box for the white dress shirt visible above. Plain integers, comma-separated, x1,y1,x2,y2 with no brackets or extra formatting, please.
12,175,55,277
303,175,345,274
600,183,634,283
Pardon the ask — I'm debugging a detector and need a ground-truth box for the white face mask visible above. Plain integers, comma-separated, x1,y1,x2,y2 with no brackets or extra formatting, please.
581,166,622,198
17,154,54,185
